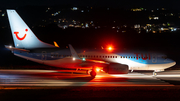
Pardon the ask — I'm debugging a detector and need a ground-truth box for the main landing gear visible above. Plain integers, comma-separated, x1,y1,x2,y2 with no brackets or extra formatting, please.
90,70,96,78
87,66,97,78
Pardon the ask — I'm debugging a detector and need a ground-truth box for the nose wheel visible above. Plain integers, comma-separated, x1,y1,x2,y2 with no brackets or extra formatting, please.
153,72,157,76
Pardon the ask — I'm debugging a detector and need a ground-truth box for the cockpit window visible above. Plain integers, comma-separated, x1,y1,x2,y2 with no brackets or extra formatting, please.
162,56,167,59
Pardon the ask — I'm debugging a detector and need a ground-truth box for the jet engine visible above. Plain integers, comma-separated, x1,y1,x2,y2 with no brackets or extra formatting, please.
104,63,129,74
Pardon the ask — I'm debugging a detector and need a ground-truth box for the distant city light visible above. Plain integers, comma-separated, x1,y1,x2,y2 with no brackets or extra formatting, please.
134,24,140,28
85,23,89,28
72,7,78,10
154,17,159,20
131,8,142,11
149,17,159,20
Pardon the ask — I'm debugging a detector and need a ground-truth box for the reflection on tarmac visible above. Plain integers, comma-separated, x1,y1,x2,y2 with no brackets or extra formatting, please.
0,70,180,87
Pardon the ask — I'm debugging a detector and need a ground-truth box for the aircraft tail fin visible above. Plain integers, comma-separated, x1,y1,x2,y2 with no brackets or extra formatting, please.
7,9,55,49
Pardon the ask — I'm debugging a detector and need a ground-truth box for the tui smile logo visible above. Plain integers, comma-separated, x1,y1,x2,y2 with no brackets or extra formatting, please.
14,29,28,40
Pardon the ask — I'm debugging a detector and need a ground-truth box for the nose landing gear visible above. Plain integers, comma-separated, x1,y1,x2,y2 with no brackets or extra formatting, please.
153,72,157,76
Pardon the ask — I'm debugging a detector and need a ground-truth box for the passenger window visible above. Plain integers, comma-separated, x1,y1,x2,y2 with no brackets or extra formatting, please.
105,56,107,58
115,56,117,58
110,56,112,58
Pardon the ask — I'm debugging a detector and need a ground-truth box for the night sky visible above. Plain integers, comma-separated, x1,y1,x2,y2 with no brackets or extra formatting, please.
1,0,180,10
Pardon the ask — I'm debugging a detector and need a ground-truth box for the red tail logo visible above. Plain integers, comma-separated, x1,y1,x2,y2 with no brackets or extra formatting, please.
14,29,28,40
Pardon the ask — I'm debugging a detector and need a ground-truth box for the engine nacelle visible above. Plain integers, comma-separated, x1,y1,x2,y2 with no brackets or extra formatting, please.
104,63,129,74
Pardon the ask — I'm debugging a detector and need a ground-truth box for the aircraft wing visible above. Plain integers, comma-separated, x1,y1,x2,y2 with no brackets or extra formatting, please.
68,44,108,67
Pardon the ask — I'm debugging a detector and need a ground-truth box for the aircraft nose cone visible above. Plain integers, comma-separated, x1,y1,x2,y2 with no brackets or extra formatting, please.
166,59,176,67
172,62,176,66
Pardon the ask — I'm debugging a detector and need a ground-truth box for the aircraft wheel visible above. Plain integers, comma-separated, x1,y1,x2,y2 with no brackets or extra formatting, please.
153,72,157,76
90,70,96,78
87,70,91,75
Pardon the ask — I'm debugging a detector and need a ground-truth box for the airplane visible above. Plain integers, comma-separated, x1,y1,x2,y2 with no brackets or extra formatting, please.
5,9,176,77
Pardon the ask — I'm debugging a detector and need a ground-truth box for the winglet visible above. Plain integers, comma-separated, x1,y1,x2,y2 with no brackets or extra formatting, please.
68,44,81,59
53,41,59,47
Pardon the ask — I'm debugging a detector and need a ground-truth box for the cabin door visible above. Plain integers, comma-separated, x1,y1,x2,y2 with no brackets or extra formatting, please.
152,54,157,63
42,51,47,61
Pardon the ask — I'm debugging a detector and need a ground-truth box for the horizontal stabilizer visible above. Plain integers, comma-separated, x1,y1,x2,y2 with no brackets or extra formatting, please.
5,45,30,52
